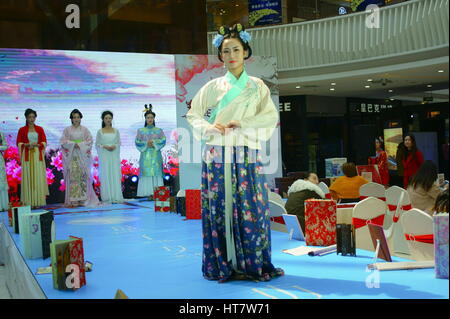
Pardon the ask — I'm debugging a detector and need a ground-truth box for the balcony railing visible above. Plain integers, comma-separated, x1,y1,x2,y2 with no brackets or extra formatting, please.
207,0,449,71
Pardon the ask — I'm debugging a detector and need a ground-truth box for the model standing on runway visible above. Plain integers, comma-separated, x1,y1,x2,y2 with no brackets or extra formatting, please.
60,109,100,208
0,131,9,211
135,105,166,199
96,111,124,204
186,24,284,282
16,109,49,208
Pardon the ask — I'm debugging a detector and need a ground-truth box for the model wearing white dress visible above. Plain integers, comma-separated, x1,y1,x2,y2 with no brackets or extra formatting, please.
0,131,9,211
95,128,124,204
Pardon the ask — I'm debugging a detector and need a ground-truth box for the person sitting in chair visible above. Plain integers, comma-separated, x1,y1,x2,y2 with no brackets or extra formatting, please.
285,172,324,231
329,162,368,203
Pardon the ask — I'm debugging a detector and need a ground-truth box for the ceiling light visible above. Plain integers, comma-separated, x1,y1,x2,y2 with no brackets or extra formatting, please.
295,86,301,89
331,82,336,86
438,70,444,73
388,89,393,92
330,88,335,91
365,85,370,88
390,98,395,101
427,84,432,88
367,79,373,82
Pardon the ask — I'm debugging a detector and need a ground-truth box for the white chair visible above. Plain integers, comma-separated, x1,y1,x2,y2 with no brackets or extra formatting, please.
269,200,288,233
269,191,285,207
318,182,331,199
400,208,434,261
352,197,387,251
359,182,386,201
384,186,412,256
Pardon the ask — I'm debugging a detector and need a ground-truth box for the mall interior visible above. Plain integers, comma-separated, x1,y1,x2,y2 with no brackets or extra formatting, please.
0,0,448,301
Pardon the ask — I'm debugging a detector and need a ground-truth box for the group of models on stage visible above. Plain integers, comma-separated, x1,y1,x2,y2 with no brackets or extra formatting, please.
1,24,285,283
0,106,166,210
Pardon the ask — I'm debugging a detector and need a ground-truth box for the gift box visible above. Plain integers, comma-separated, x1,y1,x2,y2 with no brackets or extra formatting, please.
154,186,171,212
20,211,55,259
50,236,86,290
304,199,337,246
186,189,201,220
12,205,31,234
433,213,449,279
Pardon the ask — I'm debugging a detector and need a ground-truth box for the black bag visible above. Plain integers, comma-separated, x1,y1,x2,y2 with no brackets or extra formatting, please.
336,224,356,256
176,197,186,216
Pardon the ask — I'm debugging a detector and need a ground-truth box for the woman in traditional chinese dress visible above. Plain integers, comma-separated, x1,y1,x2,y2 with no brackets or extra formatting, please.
60,109,99,208
369,137,390,186
96,111,124,204
135,105,166,199
186,24,284,282
0,130,10,211
16,109,49,208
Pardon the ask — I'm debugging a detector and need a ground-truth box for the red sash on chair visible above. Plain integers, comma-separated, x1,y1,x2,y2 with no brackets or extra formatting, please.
388,204,412,211
387,203,413,223
404,234,434,244
352,214,385,230
325,193,332,199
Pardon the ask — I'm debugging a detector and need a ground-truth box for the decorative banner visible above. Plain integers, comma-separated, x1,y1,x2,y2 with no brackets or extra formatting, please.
248,0,282,27
383,127,403,170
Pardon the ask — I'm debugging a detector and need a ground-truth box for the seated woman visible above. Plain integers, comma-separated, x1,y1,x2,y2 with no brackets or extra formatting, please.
407,160,445,216
285,172,324,231
329,162,368,203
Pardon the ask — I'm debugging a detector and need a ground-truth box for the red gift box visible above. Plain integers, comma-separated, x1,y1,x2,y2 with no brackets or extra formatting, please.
186,189,201,220
154,186,171,212
305,199,337,246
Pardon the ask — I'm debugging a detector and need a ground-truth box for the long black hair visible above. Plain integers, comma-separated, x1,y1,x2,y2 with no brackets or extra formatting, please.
217,24,252,63
70,109,83,125
144,104,156,127
101,110,113,128
375,137,384,151
24,108,37,125
404,133,419,159
409,160,438,192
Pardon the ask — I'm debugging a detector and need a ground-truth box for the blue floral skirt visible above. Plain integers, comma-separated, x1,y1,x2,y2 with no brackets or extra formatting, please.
201,145,284,282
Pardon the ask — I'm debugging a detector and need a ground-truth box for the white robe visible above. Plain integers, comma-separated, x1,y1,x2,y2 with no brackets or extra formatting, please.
186,74,278,150
96,128,124,204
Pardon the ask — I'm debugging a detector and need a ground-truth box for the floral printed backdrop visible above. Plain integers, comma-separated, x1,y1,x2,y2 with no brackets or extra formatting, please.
0,49,178,203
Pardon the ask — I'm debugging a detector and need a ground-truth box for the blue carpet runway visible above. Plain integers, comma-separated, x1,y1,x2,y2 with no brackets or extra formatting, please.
1,200,448,299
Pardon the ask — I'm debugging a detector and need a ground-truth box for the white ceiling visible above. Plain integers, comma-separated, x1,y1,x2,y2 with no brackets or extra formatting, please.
278,60,449,103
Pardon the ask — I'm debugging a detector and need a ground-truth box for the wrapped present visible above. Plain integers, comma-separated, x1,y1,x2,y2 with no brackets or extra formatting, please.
304,199,337,246
186,189,201,220
50,236,86,290
12,205,31,234
154,186,171,212
433,213,449,279
20,211,55,259
336,224,356,256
